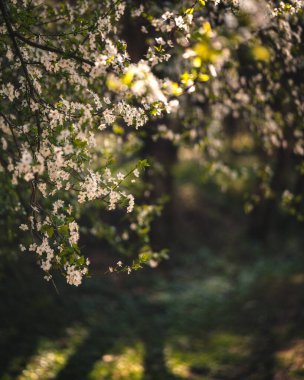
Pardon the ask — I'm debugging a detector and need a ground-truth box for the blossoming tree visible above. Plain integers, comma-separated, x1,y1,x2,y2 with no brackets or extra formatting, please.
0,0,303,285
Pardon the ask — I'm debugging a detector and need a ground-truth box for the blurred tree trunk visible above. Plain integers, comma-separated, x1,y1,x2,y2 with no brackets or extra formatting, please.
142,127,178,250
122,2,178,250
248,146,288,241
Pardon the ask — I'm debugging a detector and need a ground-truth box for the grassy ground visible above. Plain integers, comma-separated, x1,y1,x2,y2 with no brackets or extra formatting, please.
1,163,304,380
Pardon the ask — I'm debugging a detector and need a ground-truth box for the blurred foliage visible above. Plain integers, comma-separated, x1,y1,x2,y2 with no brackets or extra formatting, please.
1,158,304,379
1,0,304,379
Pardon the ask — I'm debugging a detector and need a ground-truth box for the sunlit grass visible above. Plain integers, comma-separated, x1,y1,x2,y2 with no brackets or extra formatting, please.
276,339,304,379
17,325,87,380
88,342,144,380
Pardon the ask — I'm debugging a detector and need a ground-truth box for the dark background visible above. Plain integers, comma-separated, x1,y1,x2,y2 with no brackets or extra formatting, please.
1,162,304,380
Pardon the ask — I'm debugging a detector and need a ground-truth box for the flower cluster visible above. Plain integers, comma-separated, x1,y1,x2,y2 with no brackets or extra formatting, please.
0,0,192,285
2,0,303,287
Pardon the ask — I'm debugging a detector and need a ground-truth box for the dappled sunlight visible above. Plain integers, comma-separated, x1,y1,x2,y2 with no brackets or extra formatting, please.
276,340,304,378
1,0,304,379
89,343,144,380
17,327,87,380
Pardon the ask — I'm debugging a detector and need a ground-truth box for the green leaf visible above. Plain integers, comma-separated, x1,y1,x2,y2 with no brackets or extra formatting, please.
138,159,150,169
74,139,87,148
58,224,69,237
41,225,54,238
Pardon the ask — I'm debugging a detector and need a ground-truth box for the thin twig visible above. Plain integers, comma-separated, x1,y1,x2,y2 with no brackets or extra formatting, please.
14,30,95,66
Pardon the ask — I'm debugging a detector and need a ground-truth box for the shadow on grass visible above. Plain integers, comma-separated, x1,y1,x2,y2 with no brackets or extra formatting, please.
2,249,304,380
2,180,304,380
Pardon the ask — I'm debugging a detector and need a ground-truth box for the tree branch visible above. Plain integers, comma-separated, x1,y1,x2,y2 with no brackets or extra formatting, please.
0,0,37,99
14,30,95,66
